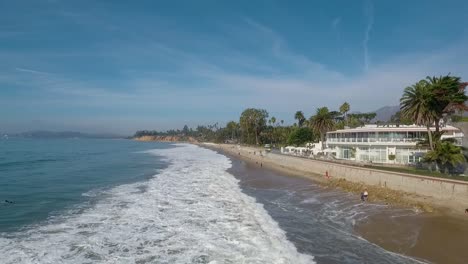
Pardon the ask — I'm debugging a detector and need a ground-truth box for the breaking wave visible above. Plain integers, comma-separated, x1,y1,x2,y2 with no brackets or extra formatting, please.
0,144,314,263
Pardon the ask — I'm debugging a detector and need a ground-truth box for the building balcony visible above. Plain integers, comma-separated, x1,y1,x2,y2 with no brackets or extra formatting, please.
326,138,421,146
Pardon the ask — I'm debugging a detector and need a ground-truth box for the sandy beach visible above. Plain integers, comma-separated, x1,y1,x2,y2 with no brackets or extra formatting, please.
213,143,468,263
203,143,468,217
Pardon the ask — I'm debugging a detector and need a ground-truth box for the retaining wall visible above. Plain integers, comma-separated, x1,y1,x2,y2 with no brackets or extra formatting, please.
218,144,468,208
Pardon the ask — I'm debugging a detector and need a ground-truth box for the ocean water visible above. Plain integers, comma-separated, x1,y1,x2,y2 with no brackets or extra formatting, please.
0,140,428,263
229,161,427,263
0,140,313,263
0,138,167,233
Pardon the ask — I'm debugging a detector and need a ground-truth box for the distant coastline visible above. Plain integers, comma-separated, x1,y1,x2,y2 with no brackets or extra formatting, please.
133,135,198,143
4,131,124,139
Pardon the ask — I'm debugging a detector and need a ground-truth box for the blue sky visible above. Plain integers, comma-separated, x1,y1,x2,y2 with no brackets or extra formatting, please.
1,0,468,135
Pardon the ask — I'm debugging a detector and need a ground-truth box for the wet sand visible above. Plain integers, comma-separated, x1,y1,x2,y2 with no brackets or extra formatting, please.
203,143,468,217
222,149,468,264
356,212,468,264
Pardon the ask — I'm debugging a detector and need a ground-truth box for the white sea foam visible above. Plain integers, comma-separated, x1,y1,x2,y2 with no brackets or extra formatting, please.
0,144,314,264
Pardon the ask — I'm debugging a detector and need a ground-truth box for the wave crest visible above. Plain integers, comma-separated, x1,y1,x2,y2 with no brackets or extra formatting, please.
0,144,314,264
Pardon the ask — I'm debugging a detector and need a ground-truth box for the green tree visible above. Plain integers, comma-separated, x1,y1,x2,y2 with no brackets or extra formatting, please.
347,115,363,128
226,121,239,141
269,116,277,143
400,80,437,150
294,111,306,127
339,102,350,125
287,127,314,146
309,107,335,149
239,108,269,145
363,113,376,123
270,116,277,126
401,74,467,173
424,141,465,174
346,112,376,127
390,111,412,126
424,75,468,132
272,126,287,146
401,75,467,142
182,125,189,135
335,120,345,129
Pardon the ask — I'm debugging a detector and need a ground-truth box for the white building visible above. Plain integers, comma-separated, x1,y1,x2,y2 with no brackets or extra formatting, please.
326,125,464,164
281,142,324,156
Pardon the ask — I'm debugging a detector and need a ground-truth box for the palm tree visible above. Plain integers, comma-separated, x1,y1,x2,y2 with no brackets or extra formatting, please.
424,141,465,174
271,117,277,144
268,117,277,144
425,75,468,132
294,111,306,127
339,102,350,126
309,107,335,149
270,116,276,126
400,80,437,150
226,121,239,141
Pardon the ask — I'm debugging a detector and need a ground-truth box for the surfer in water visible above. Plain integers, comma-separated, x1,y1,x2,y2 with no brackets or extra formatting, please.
3,200,14,205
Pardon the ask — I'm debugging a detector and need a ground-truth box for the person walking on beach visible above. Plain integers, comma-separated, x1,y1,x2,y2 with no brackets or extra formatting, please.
361,189,369,202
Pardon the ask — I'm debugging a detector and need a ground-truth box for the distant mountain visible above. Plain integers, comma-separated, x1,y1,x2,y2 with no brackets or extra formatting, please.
372,105,400,122
11,131,124,139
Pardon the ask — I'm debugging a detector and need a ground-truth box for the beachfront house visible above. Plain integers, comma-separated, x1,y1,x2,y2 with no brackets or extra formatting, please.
281,146,309,156
325,124,464,165
281,142,324,157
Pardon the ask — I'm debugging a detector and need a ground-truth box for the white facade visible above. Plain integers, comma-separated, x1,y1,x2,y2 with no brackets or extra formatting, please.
326,125,464,164
281,142,323,156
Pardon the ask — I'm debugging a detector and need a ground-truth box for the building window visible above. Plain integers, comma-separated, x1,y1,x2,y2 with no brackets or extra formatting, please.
395,148,409,164
368,147,386,163
341,147,354,159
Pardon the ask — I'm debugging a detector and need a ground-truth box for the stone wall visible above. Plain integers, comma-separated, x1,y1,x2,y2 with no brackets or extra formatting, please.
214,144,468,211
270,152,468,201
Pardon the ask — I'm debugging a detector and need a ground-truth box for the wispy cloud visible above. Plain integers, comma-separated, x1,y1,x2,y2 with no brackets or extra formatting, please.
331,17,344,57
15,67,51,75
363,0,374,72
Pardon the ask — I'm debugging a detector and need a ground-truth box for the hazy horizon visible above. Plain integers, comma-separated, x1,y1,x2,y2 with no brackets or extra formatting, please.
2,1,468,134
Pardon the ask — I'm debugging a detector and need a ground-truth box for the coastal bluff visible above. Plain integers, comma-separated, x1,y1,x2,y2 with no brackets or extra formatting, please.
134,135,198,143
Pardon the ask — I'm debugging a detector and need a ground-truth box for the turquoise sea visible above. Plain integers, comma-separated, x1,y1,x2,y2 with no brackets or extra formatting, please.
0,138,168,232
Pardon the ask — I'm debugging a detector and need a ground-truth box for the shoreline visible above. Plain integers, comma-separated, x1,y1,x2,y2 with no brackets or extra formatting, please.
201,143,468,219
209,143,468,263
133,136,198,143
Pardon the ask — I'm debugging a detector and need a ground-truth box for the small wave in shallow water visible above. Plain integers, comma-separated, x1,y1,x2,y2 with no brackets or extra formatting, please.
0,144,314,264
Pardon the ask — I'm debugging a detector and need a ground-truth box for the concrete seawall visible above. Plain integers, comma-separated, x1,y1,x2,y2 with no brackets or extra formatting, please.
208,144,468,214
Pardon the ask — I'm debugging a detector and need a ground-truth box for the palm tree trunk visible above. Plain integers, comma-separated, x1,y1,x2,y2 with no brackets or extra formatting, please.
427,126,434,151
435,118,440,133
271,129,273,145
320,132,325,150
345,112,348,127
426,126,440,172
255,127,259,145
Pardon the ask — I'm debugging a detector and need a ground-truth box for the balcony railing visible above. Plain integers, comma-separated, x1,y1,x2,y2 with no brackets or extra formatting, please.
327,138,422,143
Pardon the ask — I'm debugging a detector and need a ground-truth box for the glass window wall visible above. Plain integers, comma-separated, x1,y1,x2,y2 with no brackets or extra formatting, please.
368,147,386,163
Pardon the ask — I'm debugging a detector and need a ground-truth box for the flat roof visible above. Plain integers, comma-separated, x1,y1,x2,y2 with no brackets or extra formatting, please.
327,125,461,134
